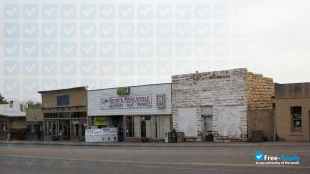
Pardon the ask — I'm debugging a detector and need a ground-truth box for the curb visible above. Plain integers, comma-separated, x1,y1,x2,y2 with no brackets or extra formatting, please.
1,141,309,148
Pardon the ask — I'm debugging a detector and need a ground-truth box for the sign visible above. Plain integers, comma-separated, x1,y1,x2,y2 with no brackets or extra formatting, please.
85,128,118,143
100,95,152,110
117,87,130,96
156,94,166,109
95,117,107,126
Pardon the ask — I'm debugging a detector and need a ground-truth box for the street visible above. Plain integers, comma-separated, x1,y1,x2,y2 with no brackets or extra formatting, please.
0,143,309,174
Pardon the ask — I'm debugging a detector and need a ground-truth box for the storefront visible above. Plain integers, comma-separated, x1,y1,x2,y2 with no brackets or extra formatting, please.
88,83,172,142
39,87,88,141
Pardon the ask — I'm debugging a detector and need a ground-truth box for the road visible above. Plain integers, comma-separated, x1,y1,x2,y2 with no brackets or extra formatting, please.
0,143,309,174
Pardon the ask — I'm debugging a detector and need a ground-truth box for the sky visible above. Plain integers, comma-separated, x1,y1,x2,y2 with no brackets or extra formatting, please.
0,0,309,102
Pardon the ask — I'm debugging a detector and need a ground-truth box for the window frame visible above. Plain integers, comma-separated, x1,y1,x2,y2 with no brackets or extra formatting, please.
290,106,302,132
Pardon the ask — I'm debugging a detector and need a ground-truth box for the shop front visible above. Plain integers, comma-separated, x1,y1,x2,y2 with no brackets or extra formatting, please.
39,87,88,141
88,83,172,142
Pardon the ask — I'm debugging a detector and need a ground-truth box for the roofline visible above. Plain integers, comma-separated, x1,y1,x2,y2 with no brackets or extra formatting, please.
276,82,310,86
171,68,248,78
88,83,172,92
38,86,87,94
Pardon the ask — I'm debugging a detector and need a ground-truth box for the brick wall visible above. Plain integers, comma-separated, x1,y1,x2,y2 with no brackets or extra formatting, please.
172,68,248,140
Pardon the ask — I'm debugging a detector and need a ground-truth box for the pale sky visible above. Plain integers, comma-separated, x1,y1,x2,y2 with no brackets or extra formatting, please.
0,0,309,102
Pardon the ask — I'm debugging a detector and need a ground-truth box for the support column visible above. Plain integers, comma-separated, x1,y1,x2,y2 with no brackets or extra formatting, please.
122,116,127,141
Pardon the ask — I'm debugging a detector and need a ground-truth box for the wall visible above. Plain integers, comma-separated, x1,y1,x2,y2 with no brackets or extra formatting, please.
41,88,87,109
26,108,43,122
275,98,310,142
88,83,172,116
246,73,275,141
275,83,310,142
172,68,248,140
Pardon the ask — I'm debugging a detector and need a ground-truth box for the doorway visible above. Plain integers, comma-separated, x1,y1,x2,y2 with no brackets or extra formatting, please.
141,119,146,138
202,115,213,141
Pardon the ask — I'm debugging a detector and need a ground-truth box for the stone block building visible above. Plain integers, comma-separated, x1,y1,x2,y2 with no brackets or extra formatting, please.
172,68,274,141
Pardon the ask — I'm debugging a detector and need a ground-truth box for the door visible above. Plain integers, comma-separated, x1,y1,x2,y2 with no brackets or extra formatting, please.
141,120,146,138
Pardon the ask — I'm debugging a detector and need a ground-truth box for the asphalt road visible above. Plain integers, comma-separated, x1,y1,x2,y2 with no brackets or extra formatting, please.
0,143,309,174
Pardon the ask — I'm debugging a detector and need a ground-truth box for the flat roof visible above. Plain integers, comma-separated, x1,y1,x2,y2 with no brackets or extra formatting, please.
275,82,310,99
38,86,87,94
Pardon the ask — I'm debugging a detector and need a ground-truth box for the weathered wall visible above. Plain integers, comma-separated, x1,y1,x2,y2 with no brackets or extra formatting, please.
246,73,275,141
275,98,310,142
172,68,248,140
41,88,87,109
26,108,43,122
246,73,274,110
247,110,274,141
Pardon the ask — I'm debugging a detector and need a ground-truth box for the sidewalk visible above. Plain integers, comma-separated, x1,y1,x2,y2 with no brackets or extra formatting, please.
0,140,309,147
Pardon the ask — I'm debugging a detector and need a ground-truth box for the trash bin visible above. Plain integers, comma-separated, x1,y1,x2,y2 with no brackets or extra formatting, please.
168,130,177,143
176,132,185,143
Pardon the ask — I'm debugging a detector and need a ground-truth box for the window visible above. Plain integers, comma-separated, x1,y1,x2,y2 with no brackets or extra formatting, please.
57,95,70,106
291,106,302,130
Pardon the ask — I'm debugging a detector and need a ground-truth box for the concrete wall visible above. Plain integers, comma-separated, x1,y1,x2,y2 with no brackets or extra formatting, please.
88,83,172,116
275,98,310,142
172,68,248,140
275,83,310,142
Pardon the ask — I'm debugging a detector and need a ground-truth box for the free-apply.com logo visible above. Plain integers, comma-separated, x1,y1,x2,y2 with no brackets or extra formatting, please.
256,150,265,161
255,150,301,165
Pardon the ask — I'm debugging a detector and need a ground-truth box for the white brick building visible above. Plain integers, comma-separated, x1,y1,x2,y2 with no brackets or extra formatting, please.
172,68,274,141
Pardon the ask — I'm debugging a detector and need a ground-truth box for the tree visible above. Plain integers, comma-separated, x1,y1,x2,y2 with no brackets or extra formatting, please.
0,93,8,104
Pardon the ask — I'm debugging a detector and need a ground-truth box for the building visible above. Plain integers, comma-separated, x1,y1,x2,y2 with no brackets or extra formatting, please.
0,101,26,140
172,68,275,142
275,83,310,142
25,106,44,141
88,83,172,142
39,87,87,141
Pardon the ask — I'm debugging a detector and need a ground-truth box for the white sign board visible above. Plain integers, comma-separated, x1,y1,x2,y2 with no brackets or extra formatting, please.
85,128,118,143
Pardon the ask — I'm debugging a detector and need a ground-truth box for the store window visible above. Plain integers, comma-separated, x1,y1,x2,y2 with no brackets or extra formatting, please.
291,106,302,130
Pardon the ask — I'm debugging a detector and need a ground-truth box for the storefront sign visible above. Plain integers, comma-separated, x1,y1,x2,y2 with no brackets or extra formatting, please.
85,128,118,143
101,95,152,110
95,117,107,126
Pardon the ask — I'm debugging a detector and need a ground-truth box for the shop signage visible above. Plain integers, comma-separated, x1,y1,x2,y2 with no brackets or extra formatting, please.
85,128,118,143
117,87,130,96
100,95,152,110
156,94,166,109
95,117,107,126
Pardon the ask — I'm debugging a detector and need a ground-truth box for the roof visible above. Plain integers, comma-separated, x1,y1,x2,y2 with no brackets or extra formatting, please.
38,86,87,94
88,83,171,92
275,82,310,99
0,101,26,118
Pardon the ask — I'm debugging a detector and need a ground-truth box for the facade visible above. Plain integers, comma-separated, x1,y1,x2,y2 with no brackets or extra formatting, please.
25,107,44,141
39,87,87,141
275,83,310,142
0,101,26,140
172,68,274,142
88,83,172,142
